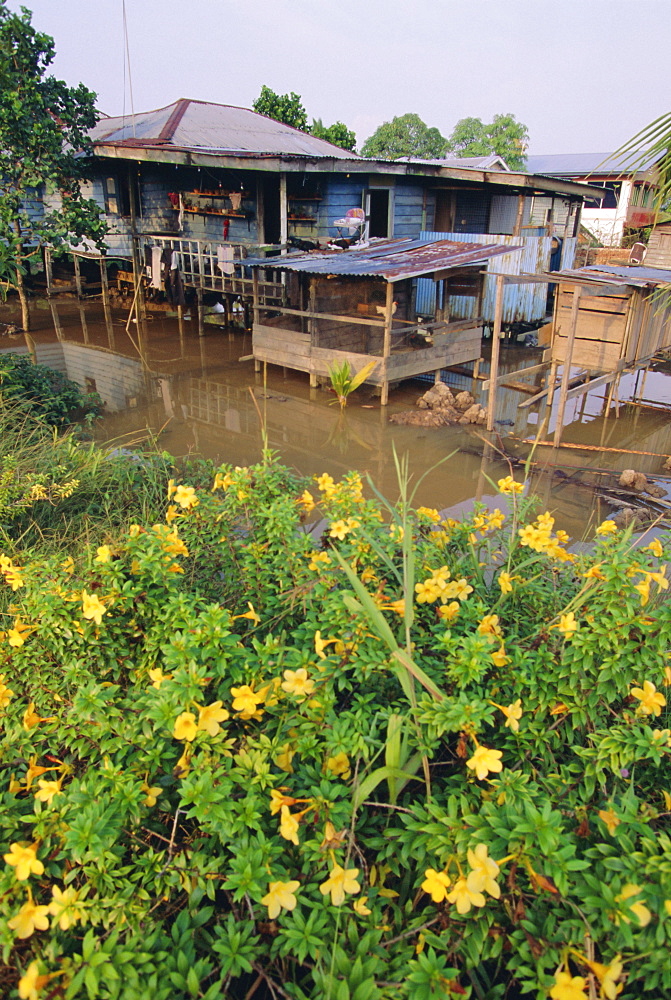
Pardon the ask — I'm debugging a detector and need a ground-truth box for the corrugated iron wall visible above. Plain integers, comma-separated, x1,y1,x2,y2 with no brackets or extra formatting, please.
415,231,577,325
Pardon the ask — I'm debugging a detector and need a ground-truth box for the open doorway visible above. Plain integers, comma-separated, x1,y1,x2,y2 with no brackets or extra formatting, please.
262,175,281,244
366,189,391,238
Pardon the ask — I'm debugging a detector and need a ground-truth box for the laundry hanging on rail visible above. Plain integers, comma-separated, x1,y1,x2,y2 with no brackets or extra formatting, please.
217,245,234,275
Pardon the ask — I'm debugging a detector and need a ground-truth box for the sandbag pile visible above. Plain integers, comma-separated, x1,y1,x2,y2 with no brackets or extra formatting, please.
389,383,487,427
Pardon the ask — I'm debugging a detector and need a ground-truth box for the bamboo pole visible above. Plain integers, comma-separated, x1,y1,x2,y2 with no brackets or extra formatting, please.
100,258,115,349
553,286,581,446
518,438,670,457
486,274,504,431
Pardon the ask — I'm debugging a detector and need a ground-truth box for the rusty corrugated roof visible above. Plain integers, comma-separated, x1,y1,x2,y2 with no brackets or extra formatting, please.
549,264,671,288
243,238,522,282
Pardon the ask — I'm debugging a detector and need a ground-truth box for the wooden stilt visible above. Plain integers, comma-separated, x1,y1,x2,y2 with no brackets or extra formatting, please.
197,288,204,337
553,286,581,447
381,280,394,406
486,274,505,431
79,303,89,344
43,248,53,296
49,300,63,342
73,255,83,298
100,258,115,349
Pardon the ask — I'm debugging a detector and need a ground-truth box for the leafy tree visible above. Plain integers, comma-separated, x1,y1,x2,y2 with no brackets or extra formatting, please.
447,113,530,170
252,85,309,131
361,113,448,160
0,1,107,331
310,118,356,152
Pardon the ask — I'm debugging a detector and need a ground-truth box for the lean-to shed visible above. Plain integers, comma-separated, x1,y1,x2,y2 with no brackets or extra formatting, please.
243,237,520,403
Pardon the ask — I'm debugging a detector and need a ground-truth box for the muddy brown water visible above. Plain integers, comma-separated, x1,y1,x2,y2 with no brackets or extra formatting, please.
2,297,671,541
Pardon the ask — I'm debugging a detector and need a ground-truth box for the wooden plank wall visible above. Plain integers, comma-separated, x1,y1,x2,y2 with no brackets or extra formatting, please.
552,285,627,370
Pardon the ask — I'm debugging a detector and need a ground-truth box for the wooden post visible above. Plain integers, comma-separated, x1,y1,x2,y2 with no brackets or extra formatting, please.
512,193,526,236
73,255,83,298
197,287,204,337
280,173,288,253
308,277,318,387
486,274,505,431
43,248,53,296
553,285,581,447
49,300,63,342
256,177,265,246
100,258,115,349
252,269,261,373
177,303,185,354
380,280,394,406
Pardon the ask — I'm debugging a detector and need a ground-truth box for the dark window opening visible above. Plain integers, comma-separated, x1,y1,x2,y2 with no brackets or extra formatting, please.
584,181,621,210
263,175,281,244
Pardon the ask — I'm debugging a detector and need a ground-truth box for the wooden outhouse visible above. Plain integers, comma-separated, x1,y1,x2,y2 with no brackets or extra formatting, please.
244,238,521,404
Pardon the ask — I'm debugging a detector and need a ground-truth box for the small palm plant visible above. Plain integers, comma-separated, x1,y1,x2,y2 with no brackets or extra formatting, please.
327,359,378,409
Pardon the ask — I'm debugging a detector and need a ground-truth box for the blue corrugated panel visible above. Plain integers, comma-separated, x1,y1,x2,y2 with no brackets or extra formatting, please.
416,231,559,324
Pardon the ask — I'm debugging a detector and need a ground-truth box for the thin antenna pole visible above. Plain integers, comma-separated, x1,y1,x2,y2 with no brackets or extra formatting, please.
122,0,136,137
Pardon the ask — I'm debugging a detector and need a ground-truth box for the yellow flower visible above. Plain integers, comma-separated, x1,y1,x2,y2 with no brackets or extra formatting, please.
477,614,502,640
646,538,664,558
269,789,299,815
446,876,485,914
231,684,266,718
630,679,666,717
383,598,406,616
596,520,618,536
94,545,112,564
648,565,669,591
329,518,358,540
279,804,300,845
149,667,172,689
4,563,24,589
316,473,335,494
585,956,623,1000
555,612,578,636
421,868,451,903
0,674,14,708
443,578,473,602
173,485,198,509
598,808,620,835
173,711,198,741
23,702,54,731
18,961,54,1000
4,843,44,881
497,571,514,594
496,699,522,732
7,618,31,648
437,601,460,622
298,490,316,512
8,897,50,938
274,744,295,773
81,590,106,626
261,879,300,919
583,564,606,580
141,780,162,807
197,701,230,736
633,577,651,605
325,752,351,780
34,779,62,805
319,863,361,906
165,503,180,524
61,556,75,574
314,631,338,659
497,475,524,495
281,668,315,698
615,884,651,926
417,507,441,523
49,885,85,930
466,746,503,781
308,550,331,572
466,844,500,898
353,895,371,916
549,971,589,1000
490,647,510,668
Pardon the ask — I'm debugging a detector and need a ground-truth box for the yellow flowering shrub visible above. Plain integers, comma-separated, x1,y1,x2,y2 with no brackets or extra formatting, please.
0,455,669,1000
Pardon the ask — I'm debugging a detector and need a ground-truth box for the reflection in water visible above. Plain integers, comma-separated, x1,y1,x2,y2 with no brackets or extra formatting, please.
2,297,671,540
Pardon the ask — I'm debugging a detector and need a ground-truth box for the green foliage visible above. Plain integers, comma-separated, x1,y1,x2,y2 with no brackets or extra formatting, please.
447,113,530,170
361,114,448,161
311,118,357,153
0,452,670,1000
0,1,107,326
612,113,671,214
0,353,101,425
252,85,309,131
327,359,378,409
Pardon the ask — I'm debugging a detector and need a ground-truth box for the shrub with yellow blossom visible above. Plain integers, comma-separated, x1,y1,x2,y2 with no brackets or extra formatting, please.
0,454,669,1000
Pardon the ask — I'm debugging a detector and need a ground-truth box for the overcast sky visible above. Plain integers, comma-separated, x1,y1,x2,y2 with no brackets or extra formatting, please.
7,0,670,155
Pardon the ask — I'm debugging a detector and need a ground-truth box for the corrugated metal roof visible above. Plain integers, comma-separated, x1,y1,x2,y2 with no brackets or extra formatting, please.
525,152,658,177
550,264,671,288
91,99,357,159
242,238,522,282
